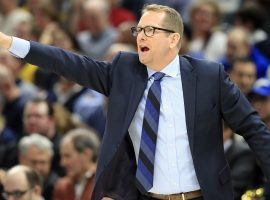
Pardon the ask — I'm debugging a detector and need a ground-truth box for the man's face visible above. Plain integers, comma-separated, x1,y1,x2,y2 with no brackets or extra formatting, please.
252,97,270,122
60,138,90,181
230,61,256,94
191,4,217,33
136,11,172,69
226,33,250,61
83,6,105,36
23,146,51,178
23,102,51,136
3,171,35,200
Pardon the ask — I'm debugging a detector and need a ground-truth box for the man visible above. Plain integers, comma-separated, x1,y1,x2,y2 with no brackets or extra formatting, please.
1,4,270,200
0,49,38,100
2,165,43,200
0,64,28,137
0,0,32,35
228,57,256,95
76,0,118,59
18,134,58,200
23,97,63,176
249,78,270,128
221,27,270,78
53,128,100,200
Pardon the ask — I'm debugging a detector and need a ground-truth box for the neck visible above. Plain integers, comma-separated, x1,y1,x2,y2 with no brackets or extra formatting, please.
74,163,96,183
46,126,56,139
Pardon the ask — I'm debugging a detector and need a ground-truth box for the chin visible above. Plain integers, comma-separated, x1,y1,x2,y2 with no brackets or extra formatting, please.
138,56,148,65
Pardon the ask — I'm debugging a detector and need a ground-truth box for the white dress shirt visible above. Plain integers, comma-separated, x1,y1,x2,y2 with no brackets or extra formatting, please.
8,37,200,194
129,55,200,194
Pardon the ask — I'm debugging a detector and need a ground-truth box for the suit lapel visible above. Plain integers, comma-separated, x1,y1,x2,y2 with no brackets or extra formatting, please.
122,63,148,136
180,56,197,154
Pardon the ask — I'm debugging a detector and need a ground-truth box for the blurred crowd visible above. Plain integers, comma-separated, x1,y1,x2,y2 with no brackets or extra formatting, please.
0,0,270,199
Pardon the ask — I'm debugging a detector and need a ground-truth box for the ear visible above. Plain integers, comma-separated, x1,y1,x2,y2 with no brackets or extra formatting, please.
33,185,42,195
83,149,93,162
169,33,181,49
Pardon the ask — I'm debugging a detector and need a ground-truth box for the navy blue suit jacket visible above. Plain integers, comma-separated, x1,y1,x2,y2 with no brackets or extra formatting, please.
24,42,270,200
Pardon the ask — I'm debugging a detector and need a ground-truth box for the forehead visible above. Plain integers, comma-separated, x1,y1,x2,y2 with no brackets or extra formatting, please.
26,146,51,158
138,11,166,27
233,61,256,71
25,102,48,114
4,172,28,191
60,137,76,152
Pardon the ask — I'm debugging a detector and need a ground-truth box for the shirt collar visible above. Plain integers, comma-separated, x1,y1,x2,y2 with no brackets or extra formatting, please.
224,139,233,152
147,55,180,79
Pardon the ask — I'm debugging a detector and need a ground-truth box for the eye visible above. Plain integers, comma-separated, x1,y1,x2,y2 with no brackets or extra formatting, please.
144,26,154,33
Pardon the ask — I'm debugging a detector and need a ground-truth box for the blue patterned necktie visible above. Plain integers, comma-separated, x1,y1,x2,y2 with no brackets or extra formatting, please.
135,72,165,193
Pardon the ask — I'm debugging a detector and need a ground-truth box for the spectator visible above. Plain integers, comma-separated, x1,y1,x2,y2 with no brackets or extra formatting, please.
54,128,100,200
2,165,43,200
221,27,270,78
30,0,58,40
76,0,118,59
18,134,58,200
0,0,32,35
0,64,28,137
0,94,18,169
249,78,270,128
188,0,227,61
23,97,63,175
116,21,137,49
0,50,39,100
228,57,256,95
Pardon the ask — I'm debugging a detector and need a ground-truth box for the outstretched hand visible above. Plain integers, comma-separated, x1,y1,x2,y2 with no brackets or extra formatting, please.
0,32,12,49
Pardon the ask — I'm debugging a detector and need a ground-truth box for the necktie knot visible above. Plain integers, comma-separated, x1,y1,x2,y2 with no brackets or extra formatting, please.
152,72,165,81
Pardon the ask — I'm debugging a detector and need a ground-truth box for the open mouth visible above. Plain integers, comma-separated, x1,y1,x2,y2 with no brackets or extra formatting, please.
140,46,150,52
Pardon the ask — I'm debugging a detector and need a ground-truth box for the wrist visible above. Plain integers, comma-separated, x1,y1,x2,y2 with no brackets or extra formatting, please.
0,33,12,49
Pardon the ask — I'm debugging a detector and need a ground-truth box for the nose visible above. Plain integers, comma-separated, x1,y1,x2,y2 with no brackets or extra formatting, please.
137,30,146,41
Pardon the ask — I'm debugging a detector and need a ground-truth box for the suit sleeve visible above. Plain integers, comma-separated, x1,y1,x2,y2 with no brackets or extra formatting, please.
24,41,121,96
219,64,270,182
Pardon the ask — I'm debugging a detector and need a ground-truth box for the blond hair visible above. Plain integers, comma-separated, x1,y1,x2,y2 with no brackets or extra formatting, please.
142,4,183,49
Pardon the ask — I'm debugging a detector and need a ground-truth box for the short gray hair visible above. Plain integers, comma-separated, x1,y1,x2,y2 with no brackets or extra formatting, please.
19,134,54,157
64,128,100,162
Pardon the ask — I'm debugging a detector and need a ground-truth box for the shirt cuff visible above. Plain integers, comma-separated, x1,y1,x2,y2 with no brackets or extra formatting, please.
8,36,30,58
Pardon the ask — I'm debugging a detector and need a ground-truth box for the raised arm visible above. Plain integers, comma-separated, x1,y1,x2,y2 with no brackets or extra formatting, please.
0,32,117,96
